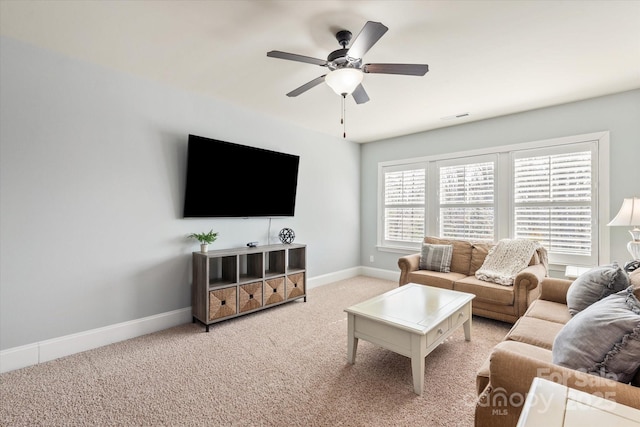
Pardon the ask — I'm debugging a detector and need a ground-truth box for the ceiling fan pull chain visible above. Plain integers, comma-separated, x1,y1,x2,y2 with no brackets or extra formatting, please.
340,93,347,138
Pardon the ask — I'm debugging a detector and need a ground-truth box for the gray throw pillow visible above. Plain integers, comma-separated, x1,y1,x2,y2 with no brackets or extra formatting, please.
566,263,629,316
419,243,453,273
552,286,640,384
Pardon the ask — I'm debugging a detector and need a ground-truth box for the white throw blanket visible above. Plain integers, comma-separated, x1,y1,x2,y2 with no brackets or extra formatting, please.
475,239,547,286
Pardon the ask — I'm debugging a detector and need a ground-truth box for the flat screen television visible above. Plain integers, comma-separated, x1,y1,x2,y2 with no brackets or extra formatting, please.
183,134,300,217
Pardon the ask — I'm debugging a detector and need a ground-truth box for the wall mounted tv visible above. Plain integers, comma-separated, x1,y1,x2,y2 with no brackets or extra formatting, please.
183,134,300,218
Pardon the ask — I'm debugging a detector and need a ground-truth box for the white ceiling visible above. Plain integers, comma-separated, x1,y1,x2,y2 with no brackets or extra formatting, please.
1,0,639,143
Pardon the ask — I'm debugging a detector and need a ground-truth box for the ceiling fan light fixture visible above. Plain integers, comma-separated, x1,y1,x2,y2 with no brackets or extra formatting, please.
325,68,363,96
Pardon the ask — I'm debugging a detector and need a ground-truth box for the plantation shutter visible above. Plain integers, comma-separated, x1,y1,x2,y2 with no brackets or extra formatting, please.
383,166,426,244
513,143,596,264
438,158,495,241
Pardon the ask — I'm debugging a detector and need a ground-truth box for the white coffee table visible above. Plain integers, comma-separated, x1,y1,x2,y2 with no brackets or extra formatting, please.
344,283,475,395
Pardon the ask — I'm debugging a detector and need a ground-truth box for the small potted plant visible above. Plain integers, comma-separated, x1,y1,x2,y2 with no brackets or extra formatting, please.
188,229,218,253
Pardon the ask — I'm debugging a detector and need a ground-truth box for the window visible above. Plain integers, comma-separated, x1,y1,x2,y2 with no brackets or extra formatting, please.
513,143,596,265
381,164,426,247
378,132,608,267
438,157,496,241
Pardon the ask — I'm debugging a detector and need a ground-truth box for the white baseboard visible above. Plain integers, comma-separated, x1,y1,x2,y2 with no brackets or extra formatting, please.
307,266,399,288
359,266,401,282
1,267,398,374
0,308,192,374
306,267,362,288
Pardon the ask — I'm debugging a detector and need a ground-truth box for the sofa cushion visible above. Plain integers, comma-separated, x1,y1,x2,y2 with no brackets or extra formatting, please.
504,316,565,350
524,299,572,325
492,340,554,363
407,270,466,290
454,276,514,306
469,242,492,276
539,278,572,305
425,237,472,275
474,239,543,286
553,286,640,384
566,263,630,316
419,243,453,272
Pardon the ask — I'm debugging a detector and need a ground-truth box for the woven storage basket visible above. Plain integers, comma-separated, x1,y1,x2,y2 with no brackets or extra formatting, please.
264,277,285,305
239,281,263,313
286,273,305,299
209,287,237,321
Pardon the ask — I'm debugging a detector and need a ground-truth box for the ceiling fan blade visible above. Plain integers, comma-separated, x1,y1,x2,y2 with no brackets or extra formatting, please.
267,50,327,66
286,75,327,97
346,21,388,59
363,63,429,76
352,84,370,104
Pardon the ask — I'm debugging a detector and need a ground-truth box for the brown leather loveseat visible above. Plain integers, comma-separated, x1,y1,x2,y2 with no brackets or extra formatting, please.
397,236,547,323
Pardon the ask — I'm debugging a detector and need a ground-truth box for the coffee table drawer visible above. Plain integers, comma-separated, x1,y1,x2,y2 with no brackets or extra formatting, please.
355,316,412,353
426,318,450,346
451,304,471,329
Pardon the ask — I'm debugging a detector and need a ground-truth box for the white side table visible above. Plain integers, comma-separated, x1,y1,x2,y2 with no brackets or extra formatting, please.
516,377,640,427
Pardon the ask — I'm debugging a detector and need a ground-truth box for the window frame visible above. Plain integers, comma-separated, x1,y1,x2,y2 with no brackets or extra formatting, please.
379,161,428,248
436,154,498,242
511,141,598,266
376,131,610,270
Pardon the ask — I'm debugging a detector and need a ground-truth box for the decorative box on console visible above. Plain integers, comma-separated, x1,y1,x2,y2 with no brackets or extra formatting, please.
239,282,263,313
209,287,237,321
286,273,305,299
265,277,286,306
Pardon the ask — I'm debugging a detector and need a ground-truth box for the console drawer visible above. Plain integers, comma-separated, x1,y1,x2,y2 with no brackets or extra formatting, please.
286,273,305,299
209,286,237,321
239,281,263,313
264,277,285,305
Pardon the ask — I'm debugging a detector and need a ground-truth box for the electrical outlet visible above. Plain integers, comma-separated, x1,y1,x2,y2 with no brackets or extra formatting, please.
369,255,374,263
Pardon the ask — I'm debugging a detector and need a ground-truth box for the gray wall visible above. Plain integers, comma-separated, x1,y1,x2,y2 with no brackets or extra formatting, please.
0,37,361,350
360,89,640,273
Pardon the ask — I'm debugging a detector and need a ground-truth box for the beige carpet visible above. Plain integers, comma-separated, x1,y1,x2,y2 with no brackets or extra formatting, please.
0,276,511,426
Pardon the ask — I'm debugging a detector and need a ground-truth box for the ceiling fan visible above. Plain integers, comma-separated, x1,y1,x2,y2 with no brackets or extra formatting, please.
267,21,429,104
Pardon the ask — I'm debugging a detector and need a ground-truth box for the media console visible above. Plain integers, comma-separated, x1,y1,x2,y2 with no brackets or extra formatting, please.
191,243,306,331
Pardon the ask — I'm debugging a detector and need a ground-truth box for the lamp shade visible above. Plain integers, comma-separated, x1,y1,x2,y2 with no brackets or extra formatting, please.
607,197,640,226
325,68,363,96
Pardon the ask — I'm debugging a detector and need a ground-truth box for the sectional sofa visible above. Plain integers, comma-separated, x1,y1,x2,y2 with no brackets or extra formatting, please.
474,271,640,426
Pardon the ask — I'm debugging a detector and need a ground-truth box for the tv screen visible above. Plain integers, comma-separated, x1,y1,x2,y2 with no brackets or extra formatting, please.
183,135,300,217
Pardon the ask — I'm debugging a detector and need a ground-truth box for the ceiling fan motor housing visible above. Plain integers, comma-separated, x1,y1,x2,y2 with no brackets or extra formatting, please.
335,30,352,48
326,30,362,70
327,52,362,71
327,48,349,63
